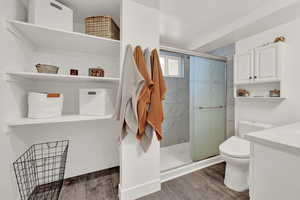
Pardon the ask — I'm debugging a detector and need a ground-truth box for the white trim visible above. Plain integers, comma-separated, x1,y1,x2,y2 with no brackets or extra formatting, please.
7,115,114,126
160,54,185,78
6,72,120,83
7,20,120,56
160,46,227,61
234,97,286,101
119,179,161,200
161,155,224,182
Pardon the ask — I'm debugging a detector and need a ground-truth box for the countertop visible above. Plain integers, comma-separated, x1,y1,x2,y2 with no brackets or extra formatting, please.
245,122,300,154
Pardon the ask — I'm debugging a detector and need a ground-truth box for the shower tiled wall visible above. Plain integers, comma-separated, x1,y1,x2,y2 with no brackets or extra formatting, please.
208,44,235,138
161,56,190,147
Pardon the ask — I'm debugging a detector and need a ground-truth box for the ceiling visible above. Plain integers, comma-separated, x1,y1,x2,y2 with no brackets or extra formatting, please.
21,0,300,52
58,0,120,25
159,0,275,50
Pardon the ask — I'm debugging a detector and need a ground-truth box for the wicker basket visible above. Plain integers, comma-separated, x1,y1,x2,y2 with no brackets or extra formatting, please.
85,16,120,40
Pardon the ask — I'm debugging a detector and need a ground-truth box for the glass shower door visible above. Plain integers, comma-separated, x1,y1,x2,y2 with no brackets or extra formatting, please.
189,56,226,162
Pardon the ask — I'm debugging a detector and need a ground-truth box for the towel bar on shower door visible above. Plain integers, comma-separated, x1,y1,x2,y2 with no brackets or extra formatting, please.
198,106,224,110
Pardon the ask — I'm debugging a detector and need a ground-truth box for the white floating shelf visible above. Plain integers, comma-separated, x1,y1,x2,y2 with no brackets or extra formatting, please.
8,115,113,126
235,97,286,101
7,72,120,83
235,80,281,85
7,20,120,56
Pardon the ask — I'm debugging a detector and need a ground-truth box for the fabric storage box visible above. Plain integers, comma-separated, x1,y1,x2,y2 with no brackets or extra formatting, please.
85,16,120,40
28,0,73,31
28,92,63,119
79,89,113,116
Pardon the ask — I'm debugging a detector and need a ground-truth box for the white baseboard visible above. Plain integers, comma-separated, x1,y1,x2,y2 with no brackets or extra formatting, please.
161,155,224,182
118,156,223,199
119,179,161,200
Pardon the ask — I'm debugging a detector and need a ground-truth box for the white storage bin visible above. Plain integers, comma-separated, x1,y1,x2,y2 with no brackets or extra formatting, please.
79,89,113,116
28,0,73,31
28,92,63,119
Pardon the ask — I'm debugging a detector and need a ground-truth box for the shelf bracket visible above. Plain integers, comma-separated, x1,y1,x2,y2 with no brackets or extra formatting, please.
0,73,10,81
2,123,12,133
5,21,36,51
0,73,20,83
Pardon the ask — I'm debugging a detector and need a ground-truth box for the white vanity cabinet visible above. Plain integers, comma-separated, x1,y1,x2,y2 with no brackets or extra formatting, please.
234,50,254,84
234,42,285,85
245,123,300,200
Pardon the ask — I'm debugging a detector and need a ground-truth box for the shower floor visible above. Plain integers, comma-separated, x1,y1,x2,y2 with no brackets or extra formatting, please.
160,142,192,171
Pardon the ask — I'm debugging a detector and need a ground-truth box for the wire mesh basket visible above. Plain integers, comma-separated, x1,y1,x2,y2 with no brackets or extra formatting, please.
13,140,69,200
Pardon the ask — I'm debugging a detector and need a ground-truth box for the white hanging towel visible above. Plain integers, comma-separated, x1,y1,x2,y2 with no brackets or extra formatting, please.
113,45,145,139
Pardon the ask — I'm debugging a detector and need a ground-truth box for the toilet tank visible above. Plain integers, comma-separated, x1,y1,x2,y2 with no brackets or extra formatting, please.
238,120,273,138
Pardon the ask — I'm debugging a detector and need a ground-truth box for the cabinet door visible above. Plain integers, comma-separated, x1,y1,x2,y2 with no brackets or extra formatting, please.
255,44,280,82
234,51,254,84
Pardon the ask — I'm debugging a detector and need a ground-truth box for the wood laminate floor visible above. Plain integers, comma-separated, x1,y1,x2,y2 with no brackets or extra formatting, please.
59,163,249,200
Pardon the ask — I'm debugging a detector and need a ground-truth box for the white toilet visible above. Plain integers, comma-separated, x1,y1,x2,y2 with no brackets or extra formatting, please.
219,121,273,192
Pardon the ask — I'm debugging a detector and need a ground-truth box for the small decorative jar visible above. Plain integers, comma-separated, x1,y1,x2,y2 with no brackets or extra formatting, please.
89,68,104,77
274,36,286,43
270,89,280,97
237,89,250,97
70,69,79,76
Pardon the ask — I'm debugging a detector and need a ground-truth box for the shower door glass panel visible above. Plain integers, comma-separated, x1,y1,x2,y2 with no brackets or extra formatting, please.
190,56,226,161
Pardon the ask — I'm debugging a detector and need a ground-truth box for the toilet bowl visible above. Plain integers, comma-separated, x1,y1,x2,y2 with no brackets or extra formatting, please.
220,136,250,192
219,121,273,192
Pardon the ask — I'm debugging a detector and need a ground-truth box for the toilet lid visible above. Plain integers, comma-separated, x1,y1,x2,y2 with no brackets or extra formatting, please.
219,136,250,159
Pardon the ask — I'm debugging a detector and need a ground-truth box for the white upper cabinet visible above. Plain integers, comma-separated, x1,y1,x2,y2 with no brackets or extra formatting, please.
234,42,285,85
254,43,284,82
234,50,254,84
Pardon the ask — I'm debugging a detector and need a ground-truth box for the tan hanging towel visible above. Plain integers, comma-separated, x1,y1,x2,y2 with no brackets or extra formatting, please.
148,49,167,140
140,48,154,152
134,46,154,139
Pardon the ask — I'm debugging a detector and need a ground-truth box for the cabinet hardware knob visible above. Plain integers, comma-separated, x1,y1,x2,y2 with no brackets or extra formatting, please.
249,76,252,79
254,76,257,79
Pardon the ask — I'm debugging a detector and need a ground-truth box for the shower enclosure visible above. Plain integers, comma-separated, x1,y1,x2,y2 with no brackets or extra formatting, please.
160,50,226,171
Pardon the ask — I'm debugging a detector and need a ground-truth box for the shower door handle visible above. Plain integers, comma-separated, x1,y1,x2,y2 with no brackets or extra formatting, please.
198,106,224,110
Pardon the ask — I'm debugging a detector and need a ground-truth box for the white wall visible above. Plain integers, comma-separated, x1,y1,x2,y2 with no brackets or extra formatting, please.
20,49,121,179
0,1,32,199
6,42,121,177
32,48,120,78
119,0,161,199
235,17,300,127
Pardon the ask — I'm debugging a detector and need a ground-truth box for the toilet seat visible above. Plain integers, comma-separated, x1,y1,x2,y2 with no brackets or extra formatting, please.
219,136,250,159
